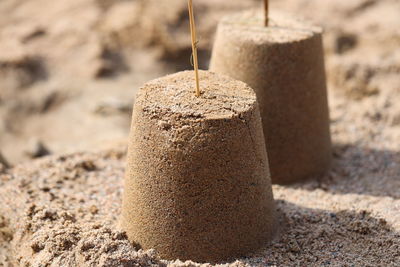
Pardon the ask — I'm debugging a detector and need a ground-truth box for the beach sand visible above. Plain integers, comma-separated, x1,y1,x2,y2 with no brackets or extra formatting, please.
0,110,399,265
0,0,399,265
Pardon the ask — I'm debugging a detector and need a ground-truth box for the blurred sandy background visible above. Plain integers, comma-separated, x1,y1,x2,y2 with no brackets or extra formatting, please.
0,0,399,164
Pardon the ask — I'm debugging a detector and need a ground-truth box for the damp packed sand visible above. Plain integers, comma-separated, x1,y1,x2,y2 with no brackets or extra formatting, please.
0,0,400,266
121,71,274,262
210,10,331,184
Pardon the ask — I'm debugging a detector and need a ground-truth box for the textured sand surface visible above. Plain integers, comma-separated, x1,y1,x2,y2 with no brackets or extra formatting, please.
122,71,274,262
0,0,399,266
0,142,399,266
210,10,331,184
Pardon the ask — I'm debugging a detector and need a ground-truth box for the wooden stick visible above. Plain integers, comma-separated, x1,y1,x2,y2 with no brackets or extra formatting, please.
264,0,269,26
188,0,201,97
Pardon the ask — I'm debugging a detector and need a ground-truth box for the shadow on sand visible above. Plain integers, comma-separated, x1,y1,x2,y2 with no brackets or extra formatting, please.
253,199,400,266
288,143,400,199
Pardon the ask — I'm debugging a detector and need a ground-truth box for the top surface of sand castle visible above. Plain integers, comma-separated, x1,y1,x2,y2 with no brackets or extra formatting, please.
138,70,256,119
219,10,322,43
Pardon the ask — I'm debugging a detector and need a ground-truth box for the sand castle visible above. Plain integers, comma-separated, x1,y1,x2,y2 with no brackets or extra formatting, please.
121,70,275,262
120,4,275,262
121,0,331,263
210,9,332,184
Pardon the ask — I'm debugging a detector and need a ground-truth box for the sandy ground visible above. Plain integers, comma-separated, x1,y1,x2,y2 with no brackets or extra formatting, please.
0,0,400,266
0,0,258,164
1,0,398,165
0,142,399,266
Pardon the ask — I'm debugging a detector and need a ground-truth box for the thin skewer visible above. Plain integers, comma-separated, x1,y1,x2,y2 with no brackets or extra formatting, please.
188,0,201,97
264,0,269,26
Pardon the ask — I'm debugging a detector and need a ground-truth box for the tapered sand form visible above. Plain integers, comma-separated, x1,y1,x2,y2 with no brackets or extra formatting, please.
121,70,275,263
210,11,332,184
